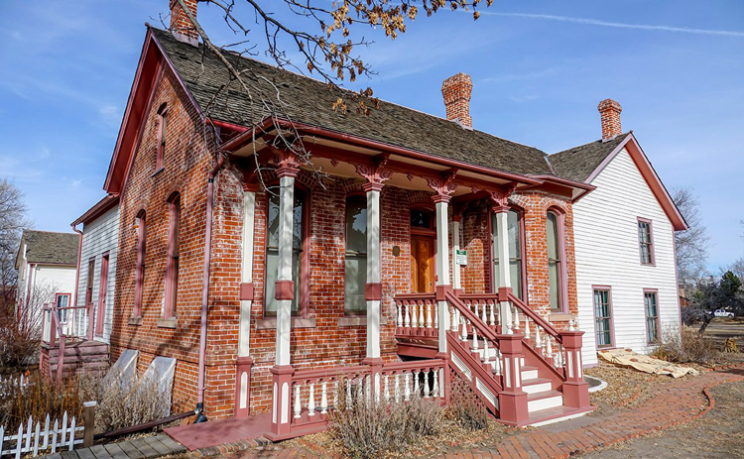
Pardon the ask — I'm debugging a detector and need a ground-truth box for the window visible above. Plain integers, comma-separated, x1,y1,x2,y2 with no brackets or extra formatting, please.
133,210,146,317
265,188,305,316
155,103,167,170
85,258,95,309
410,209,433,230
644,290,660,343
638,218,654,265
491,209,525,299
164,193,180,318
345,195,367,314
55,293,71,323
593,288,614,348
547,210,566,312
96,253,109,336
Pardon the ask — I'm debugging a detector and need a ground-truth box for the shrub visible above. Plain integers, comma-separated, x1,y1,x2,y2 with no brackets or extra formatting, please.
652,326,722,365
330,389,443,459
0,301,41,374
446,377,490,431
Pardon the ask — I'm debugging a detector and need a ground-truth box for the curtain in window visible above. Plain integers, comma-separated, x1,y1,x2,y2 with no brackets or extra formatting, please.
547,212,562,311
265,190,304,316
594,289,612,347
492,210,523,299
345,196,367,313
645,292,659,343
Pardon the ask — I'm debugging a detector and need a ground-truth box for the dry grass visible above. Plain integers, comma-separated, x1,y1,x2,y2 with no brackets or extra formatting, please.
652,326,724,366
90,369,169,433
445,378,490,431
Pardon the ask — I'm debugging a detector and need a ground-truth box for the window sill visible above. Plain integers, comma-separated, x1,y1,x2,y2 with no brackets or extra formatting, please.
157,317,178,329
256,317,316,330
548,313,576,322
338,316,389,327
151,168,164,178
128,316,143,326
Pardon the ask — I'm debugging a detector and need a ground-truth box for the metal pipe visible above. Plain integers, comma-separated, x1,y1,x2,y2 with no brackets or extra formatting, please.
196,153,225,422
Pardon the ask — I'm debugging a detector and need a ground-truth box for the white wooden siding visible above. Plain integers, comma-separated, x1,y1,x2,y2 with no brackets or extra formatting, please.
573,148,680,366
74,206,120,343
21,264,77,331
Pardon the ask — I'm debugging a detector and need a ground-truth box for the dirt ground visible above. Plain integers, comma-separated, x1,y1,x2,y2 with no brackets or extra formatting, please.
580,369,744,459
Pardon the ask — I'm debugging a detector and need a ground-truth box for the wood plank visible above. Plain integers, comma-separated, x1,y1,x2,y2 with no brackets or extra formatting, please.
118,441,145,459
60,450,79,459
142,436,171,456
153,435,185,454
76,448,97,459
103,442,128,459
89,444,111,459
128,439,159,459
43,454,63,459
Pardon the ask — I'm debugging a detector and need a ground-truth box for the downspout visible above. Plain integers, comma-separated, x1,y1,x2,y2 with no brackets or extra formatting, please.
195,153,225,423
71,225,86,339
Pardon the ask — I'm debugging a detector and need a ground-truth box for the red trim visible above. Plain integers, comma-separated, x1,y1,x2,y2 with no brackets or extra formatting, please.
637,217,656,266
364,283,382,301
591,285,616,349
584,133,687,231
71,195,120,227
239,282,255,301
548,208,569,313
643,288,662,344
233,356,254,418
95,252,110,337
275,280,295,300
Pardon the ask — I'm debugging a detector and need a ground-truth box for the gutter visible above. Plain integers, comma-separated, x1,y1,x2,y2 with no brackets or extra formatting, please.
70,225,88,340
195,152,225,422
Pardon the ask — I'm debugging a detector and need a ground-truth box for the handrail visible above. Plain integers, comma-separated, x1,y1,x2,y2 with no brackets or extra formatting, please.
381,359,444,372
508,292,562,343
445,290,500,344
457,293,500,301
394,292,437,301
49,302,67,384
292,365,370,382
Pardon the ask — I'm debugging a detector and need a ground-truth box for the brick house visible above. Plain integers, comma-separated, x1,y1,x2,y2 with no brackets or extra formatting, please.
91,1,683,436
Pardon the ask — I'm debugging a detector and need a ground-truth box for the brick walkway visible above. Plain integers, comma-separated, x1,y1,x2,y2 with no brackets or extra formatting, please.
213,367,744,459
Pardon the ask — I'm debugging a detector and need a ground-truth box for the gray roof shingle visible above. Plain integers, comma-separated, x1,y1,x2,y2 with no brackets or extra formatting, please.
548,133,630,183
151,27,554,177
20,230,79,266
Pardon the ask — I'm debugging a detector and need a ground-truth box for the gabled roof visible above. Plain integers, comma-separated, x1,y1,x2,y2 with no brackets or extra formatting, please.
149,27,554,177
16,230,79,268
548,133,631,183
71,195,119,227
550,133,688,231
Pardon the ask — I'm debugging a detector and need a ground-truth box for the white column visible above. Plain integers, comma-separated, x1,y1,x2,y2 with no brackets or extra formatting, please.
365,184,382,360
434,197,450,352
275,174,295,366
452,218,462,291
495,209,513,333
238,190,256,358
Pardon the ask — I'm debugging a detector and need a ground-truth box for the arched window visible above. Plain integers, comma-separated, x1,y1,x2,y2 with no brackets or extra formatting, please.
345,195,367,314
156,103,167,171
491,209,525,299
133,210,146,317
547,210,566,312
164,193,180,318
265,188,306,316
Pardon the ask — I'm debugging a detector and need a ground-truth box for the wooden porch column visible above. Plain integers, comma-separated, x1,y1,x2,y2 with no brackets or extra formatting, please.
433,195,451,351
235,184,257,418
492,204,513,334
269,159,299,440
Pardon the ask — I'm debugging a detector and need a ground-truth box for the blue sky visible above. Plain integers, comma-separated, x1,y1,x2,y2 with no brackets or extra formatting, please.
0,1,742,272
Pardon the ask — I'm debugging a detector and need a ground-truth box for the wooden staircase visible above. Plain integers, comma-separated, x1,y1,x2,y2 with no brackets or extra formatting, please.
396,290,594,427
40,340,109,380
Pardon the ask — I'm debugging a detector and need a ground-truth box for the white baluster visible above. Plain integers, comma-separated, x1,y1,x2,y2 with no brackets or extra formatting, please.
424,369,431,398
294,384,302,418
494,349,502,375
489,301,496,326
320,382,328,414
481,301,487,323
346,379,352,407
513,305,520,331
460,316,468,341
426,302,433,328
397,303,403,327
535,326,542,349
569,319,576,331
434,303,439,329
404,372,411,401
418,301,425,329
365,375,371,402
413,370,420,397
524,317,531,339
334,380,339,408
308,383,316,416
404,303,411,328
472,326,479,350
473,301,479,321
394,373,401,402
357,376,364,401
450,306,458,332
483,338,490,365
384,375,390,402
432,369,440,398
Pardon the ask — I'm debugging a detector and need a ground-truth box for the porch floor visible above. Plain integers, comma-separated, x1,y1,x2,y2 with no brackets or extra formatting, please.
164,413,271,451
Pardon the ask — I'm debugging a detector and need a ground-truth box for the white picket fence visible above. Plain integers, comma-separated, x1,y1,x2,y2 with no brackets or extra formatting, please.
0,412,83,458
0,374,30,398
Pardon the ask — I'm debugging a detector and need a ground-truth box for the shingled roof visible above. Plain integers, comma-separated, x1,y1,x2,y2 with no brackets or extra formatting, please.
151,27,555,177
548,133,631,183
18,230,79,267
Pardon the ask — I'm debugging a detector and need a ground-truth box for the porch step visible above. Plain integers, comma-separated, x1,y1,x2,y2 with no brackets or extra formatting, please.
527,390,563,413
521,366,538,381
521,378,553,395
524,405,595,427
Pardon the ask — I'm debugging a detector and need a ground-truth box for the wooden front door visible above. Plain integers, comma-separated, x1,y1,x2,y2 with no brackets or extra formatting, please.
411,235,435,293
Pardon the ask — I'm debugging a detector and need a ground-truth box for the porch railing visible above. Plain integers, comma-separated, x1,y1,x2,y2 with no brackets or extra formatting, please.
394,293,438,338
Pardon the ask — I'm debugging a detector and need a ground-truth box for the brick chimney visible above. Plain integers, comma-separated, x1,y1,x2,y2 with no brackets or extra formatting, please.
598,98,622,140
441,73,473,129
170,0,199,45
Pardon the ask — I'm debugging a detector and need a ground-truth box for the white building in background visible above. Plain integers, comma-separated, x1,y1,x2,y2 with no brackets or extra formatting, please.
15,229,80,334
550,101,687,367
71,195,120,343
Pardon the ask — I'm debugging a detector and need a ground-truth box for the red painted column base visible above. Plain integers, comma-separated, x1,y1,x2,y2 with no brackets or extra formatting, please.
266,364,295,441
435,351,451,405
562,380,591,409
233,356,253,418
498,390,529,426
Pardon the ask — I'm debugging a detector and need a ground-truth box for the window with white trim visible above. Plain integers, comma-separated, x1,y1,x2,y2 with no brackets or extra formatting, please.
344,195,367,314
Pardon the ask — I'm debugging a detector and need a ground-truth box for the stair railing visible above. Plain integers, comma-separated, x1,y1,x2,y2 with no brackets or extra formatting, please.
48,302,66,384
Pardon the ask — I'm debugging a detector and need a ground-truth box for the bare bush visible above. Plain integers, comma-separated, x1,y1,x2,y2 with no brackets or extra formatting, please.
652,326,722,365
330,391,443,459
446,377,490,431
